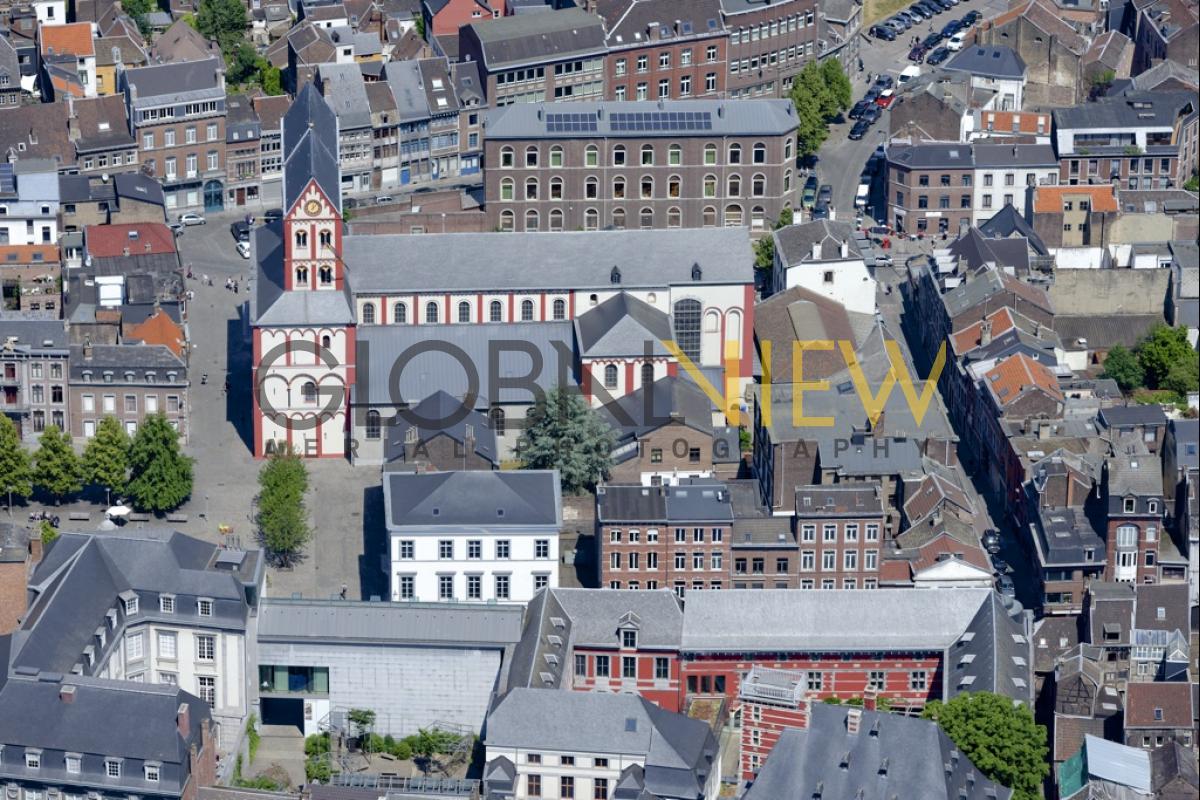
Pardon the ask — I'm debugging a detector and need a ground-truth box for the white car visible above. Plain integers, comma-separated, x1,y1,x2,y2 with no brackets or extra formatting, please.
946,31,968,51
179,212,206,226
236,240,251,259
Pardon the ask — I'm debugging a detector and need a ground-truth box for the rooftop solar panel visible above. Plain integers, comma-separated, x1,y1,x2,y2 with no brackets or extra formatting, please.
0,163,15,195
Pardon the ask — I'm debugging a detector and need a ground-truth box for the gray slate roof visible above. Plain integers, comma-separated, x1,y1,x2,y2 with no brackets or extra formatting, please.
945,45,1027,79
887,142,975,169
282,81,342,216
123,57,223,106
386,389,499,465
598,375,717,440
340,228,753,293
0,319,69,351
465,8,605,69
483,99,798,139
973,143,1056,167
317,62,372,130
385,470,562,529
775,219,863,264
575,291,672,357
597,482,735,523
257,597,524,646
1053,91,1196,131
252,223,355,328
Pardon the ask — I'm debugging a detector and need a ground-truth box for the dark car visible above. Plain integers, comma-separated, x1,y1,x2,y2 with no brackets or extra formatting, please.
962,10,981,24
907,45,927,62
991,556,1011,576
874,74,894,90
848,120,870,140
817,184,833,205
871,23,896,40
263,208,284,223
916,0,941,13
802,175,819,208
811,200,830,220
864,86,882,104
926,46,950,65
907,5,928,19
861,104,881,124
941,20,962,37
922,32,943,48
982,530,1002,554
849,99,872,119
230,221,250,242
889,15,911,29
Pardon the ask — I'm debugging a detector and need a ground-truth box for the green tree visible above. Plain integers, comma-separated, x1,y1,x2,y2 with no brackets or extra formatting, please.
790,71,829,157
776,206,794,227
1162,356,1200,397
923,692,1049,800
821,57,853,113
1101,345,1144,392
517,388,613,494
256,446,311,566
81,416,130,505
40,519,58,548
0,415,34,510
196,0,248,55
259,64,283,95
228,42,260,85
122,0,159,34
753,234,775,270
126,414,194,513
33,425,82,502
1137,324,1195,390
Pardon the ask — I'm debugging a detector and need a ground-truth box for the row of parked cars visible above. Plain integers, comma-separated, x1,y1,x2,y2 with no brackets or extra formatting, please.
870,0,976,41
907,10,982,62
846,74,895,141
802,175,835,219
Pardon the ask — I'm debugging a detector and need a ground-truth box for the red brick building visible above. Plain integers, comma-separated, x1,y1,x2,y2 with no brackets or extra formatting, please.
794,483,886,590
737,666,811,778
1104,453,1166,584
600,0,728,102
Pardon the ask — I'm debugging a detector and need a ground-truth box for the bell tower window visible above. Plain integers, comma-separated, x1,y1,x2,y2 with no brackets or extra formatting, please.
295,230,308,248
319,266,333,285
295,266,308,285
319,230,332,248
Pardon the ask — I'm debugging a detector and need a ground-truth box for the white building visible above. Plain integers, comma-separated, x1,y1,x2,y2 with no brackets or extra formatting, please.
385,470,563,604
771,219,876,315
971,143,1058,223
483,688,722,800
31,0,66,23
943,45,1027,112
0,161,59,246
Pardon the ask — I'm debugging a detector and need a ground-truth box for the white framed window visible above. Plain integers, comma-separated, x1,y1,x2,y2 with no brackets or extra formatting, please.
145,765,160,783
125,632,144,661
197,676,216,706
196,635,215,661
65,755,81,774
25,751,41,769
197,598,213,617
105,760,122,778
124,595,138,615
159,594,174,613
158,631,177,660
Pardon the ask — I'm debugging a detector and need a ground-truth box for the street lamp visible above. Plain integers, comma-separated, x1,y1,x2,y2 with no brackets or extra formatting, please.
204,493,210,520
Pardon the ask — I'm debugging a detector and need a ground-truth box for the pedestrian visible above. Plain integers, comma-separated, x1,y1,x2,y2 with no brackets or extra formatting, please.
340,584,348,600
234,282,239,295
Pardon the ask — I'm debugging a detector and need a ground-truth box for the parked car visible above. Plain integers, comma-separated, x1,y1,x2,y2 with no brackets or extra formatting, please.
997,574,1016,598
871,23,897,40
982,530,1002,554
908,45,928,62
817,184,833,206
864,86,882,103
376,195,395,204
946,30,968,50
897,10,921,25
961,10,981,25
991,556,1010,576
942,20,962,38
168,221,184,236
802,175,819,209
923,32,944,48
875,89,896,108
874,74,894,90
849,99,873,119
926,47,951,65
811,200,830,220
179,212,205,226
236,240,251,259
861,104,882,124
230,221,250,242
889,15,911,30
263,208,284,223
918,0,944,13
906,5,928,19
849,120,870,140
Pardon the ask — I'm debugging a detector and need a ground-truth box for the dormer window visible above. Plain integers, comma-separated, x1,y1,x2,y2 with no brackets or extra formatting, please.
622,629,638,649
1147,500,1157,514
105,759,122,779
124,371,134,382
160,595,175,614
103,372,113,383
25,750,41,769
124,595,138,615
144,764,160,783
145,372,155,384
198,598,213,617
1123,498,1136,513
65,754,81,774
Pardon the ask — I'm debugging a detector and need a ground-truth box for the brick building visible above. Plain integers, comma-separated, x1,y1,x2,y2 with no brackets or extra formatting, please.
793,484,885,590
0,319,70,441
224,93,261,208
885,142,976,236
600,0,728,102
483,99,799,233
68,342,189,442
1104,453,1166,584
737,666,810,779
1028,184,1120,248
597,481,734,595
721,0,819,99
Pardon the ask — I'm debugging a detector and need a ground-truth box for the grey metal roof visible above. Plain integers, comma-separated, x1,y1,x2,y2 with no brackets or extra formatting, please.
775,219,862,265
1099,404,1168,429
597,482,734,523
123,57,223,106
1082,735,1152,793
257,597,524,646
317,61,373,130
342,228,752,293
575,292,671,357
973,143,1056,168
282,82,342,216
944,45,1027,79
352,321,574,407
483,99,798,139
887,142,975,170
466,8,606,69
385,470,562,529
549,587,683,649
680,588,995,653
0,319,69,351
1053,91,1196,130
743,705,1013,800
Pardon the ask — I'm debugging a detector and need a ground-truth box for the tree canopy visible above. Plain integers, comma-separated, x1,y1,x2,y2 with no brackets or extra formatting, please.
789,59,853,158
1137,324,1196,392
81,416,131,501
33,425,82,501
126,414,194,512
1100,345,1143,392
256,446,311,567
517,388,613,494
196,0,248,56
0,415,33,509
922,692,1049,800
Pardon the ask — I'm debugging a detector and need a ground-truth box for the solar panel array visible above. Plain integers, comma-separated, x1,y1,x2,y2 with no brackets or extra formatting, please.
0,163,14,195
610,111,714,132
545,112,598,133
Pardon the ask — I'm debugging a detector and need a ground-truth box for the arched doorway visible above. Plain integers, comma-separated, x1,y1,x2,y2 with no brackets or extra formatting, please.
203,180,224,212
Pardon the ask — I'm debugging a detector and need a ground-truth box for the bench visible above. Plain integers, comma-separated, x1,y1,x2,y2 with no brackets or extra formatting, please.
68,512,90,522
166,513,189,524
128,513,151,523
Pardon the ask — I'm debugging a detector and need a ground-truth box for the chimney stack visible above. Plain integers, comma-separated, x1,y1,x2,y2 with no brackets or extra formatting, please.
863,687,878,712
811,241,822,260
840,239,849,258
177,702,191,739
846,706,863,735
980,319,992,346
60,684,77,703
28,535,44,563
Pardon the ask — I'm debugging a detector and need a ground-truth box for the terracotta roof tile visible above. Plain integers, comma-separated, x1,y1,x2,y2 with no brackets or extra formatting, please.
84,223,177,258
911,533,991,575
0,245,60,264
124,308,185,356
39,23,96,57
1032,185,1120,214
952,307,1017,353
984,352,1063,407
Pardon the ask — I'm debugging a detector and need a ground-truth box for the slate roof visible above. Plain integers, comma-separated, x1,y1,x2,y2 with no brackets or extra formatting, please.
282,82,343,216
0,103,74,166
341,228,753,293
1054,313,1163,351
887,142,975,170
743,705,1013,800
575,292,672,357
384,470,562,529
774,219,863,264
317,61,372,130
603,0,724,47
385,390,499,465
251,227,354,328
257,597,524,646
597,482,734,523
795,483,884,517
1099,404,1168,429
945,45,1026,79
1133,583,1190,633
986,0,1087,55
753,285,874,384
1030,504,1105,567
1087,582,1135,646
483,99,798,139
70,95,137,153
1107,452,1163,496
598,375,717,439
973,143,1056,168
122,57,223,107
0,319,70,350
1053,91,1196,131
464,8,606,69
68,344,186,378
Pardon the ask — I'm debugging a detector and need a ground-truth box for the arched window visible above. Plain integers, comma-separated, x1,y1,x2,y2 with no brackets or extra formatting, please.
641,363,655,387
604,364,619,388
668,175,681,198
613,145,626,165
321,334,331,350
365,410,381,440
295,230,307,247
425,301,439,323
703,174,717,198
641,144,654,165
724,204,743,226
585,176,599,199
728,143,742,164
726,309,743,343
585,145,599,167
549,145,563,167
552,298,566,320
393,302,407,323
525,146,538,167
613,177,626,199
549,209,564,231
784,137,793,161
500,146,514,168
521,299,535,321
524,177,538,200
525,209,539,231
784,169,792,192
751,206,766,230
667,207,682,228
612,208,626,229
295,265,309,285
673,299,701,363
668,144,682,166
752,174,766,197
318,266,333,285
728,174,742,196
640,207,654,229
490,407,506,437
702,206,717,227
500,177,514,201
319,229,332,247
361,302,376,324
458,301,471,323
640,175,653,199
301,381,318,404
704,310,720,333
584,208,599,230
704,144,717,165
490,300,504,322
549,176,563,200
499,209,514,232
752,142,766,164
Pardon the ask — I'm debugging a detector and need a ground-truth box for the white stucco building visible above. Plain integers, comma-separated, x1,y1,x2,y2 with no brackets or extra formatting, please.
771,219,876,315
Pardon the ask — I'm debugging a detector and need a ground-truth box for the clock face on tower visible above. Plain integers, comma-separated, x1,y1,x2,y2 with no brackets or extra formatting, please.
305,199,322,216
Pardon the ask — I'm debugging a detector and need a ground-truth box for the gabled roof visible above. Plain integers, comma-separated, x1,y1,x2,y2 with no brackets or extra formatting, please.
774,219,863,264
123,307,186,356
39,23,96,58
464,7,605,69
85,223,176,257
152,17,220,63
123,57,224,106
945,45,1026,80
977,205,1048,255
316,62,372,130
598,375,716,439
603,0,725,47
384,470,562,529
1124,682,1193,728
753,285,871,383
282,82,342,216
952,307,1018,354
385,389,498,466
985,0,1087,55
575,291,672,357
483,98,798,139
983,352,1063,407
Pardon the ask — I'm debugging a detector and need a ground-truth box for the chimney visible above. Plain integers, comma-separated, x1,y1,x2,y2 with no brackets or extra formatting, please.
122,246,130,257
811,241,822,260
28,535,43,563
979,319,992,346
83,337,93,360
177,702,191,739
840,239,849,258
1037,420,1051,440
60,684,77,703
863,687,878,712
846,706,863,735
